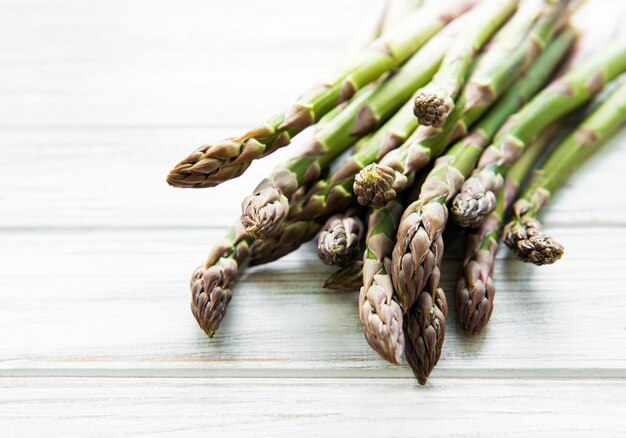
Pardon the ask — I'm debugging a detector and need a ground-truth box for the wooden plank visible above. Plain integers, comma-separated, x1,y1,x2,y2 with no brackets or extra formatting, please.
1,127,625,229
1,377,626,436
2,226,625,375
0,0,367,128
1,0,623,129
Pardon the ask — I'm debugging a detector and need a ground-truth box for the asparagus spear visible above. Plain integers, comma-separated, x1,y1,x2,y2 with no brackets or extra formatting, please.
358,168,425,364
359,200,406,365
354,0,570,208
456,130,553,336
190,222,252,337
452,38,626,228
241,23,459,238
411,0,519,127
391,30,575,384
317,211,365,267
324,260,364,292
504,78,626,264
167,0,474,189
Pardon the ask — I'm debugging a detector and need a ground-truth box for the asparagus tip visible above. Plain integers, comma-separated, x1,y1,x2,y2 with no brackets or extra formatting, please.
241,187,290,238
451,188,497,228
404,288,448,386
166,142,252,189
166,170,189,187
504,218,564,265
353,164,397,208
391,202,447,311
190,261,237,338
317,215,364,267
360,281,405,366
413,91,452,127
166,140,243,188
455,258,495,337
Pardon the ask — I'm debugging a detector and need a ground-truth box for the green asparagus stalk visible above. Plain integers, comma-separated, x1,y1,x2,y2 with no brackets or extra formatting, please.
312,84,387,136
347,0,425,59
248,123,402,267
411,0,519,127
167,0,474,189
312,100,349,134
247,89,430,262
344,0,390,58
317,211,365,267
391,30,575,384
285,98,418,223
240,23,459,239
324,259,364,291
354,0,571,208
318,0,425,131
504,78,626,264
461,0,574,110
452,37,626,228
190,221,252,337
456,130,553,336
381,0,425,34
352,1,515,137
359,200,405,365
315,0,419,133
284,8,510,229
239,88,376,239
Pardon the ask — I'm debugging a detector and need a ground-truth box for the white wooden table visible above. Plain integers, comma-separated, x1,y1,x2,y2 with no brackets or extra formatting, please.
2,0,626,435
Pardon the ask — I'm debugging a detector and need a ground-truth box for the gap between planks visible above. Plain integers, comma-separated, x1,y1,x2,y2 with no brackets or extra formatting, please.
2,222,626,232
2,368,626,379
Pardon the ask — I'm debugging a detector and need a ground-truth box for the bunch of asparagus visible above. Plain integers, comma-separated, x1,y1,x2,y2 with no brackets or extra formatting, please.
168,0,626,386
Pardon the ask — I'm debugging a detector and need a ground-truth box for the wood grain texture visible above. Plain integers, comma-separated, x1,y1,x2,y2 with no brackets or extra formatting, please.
0,0,359,128
1,226,625,376
1,0,626,434
1,127,625,229
2,378,626,437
